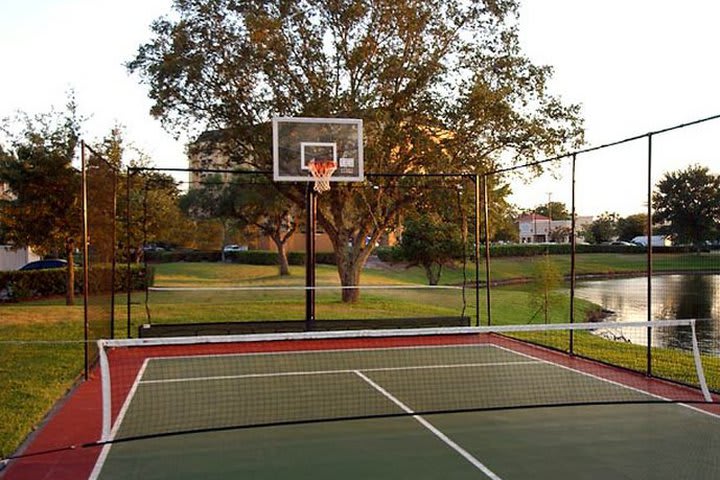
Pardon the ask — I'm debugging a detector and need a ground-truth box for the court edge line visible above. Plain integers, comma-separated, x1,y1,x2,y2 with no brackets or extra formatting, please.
353,370,502,480
89,359,150,480
492,344,720,420
138,360,542,385
145,342,497,363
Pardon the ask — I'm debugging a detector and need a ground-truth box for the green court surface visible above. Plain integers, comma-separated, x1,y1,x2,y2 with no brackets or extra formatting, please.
93,344,720,479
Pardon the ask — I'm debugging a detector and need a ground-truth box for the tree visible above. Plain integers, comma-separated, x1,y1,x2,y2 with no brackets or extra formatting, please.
583,212,618,244
616,213,647,242
528,253,563,324
179,174,241,261
533,201,570,220
120,169,190,262
180,178,300,274
398,213,462,285
653,165,720,249
0,102,82,305
128,0,584,302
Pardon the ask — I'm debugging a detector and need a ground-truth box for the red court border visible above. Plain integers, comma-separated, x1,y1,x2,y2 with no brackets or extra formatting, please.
3,333,719,480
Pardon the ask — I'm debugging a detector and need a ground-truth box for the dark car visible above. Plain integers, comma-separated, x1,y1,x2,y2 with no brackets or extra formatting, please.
19,259,68,271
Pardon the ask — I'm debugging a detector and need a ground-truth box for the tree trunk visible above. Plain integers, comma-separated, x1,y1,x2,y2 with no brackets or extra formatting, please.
65,238,75,306
423,263,442,285
271,235,290,276
338,259,362,303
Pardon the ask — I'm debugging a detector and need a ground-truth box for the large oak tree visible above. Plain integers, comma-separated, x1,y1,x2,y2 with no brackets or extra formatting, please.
129,0,583,301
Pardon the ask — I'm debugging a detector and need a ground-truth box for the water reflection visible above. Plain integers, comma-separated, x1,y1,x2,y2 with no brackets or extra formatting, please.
575,274,720,354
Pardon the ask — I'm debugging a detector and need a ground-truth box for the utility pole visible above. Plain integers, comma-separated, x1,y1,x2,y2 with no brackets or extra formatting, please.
547,192,552,242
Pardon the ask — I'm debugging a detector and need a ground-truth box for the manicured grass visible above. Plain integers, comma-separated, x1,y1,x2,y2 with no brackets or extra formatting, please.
1,253,719,460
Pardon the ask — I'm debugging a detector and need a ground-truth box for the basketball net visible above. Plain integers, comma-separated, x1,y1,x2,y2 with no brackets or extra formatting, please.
308,159,337,193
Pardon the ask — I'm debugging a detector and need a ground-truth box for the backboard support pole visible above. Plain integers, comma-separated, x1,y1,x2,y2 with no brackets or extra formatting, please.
305,186,317,330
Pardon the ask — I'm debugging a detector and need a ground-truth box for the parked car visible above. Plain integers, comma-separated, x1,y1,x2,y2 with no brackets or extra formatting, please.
223,244,248,252
19,259,68,270
610,241,638,247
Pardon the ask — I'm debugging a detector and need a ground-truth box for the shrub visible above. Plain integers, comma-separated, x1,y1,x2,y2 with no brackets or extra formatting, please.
0,264,149,302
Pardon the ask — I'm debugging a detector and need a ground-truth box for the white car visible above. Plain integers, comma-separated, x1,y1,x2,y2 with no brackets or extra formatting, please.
223,244,247,252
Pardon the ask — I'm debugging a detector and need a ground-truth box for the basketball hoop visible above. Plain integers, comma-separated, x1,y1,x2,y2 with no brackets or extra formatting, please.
307,159,337,193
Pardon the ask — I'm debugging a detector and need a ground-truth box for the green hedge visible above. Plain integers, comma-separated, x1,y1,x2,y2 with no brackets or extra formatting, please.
226,250,336,266
375,243,693,262
144,249,337,266
0,264,150,302
145,250,222,263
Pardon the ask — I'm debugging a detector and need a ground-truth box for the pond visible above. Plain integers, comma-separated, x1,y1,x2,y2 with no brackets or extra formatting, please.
574,274,720,354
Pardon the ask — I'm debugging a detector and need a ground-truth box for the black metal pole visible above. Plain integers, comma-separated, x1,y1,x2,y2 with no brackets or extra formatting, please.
142,178,150,324
110,164,117,339
570,154,577,354
305,186,316,330
80,141,90,379
647,134,653,375
474,175,481,327
483,175,492,326
126,167,132,338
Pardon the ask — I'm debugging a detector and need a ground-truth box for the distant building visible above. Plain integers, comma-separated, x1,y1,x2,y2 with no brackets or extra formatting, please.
517,213,593,244
0,245,40,271
187,129,256,185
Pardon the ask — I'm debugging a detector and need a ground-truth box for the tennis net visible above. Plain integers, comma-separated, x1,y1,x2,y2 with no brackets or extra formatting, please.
97,319,715,444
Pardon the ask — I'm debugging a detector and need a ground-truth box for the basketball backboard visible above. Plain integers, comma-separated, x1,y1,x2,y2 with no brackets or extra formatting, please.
272,117,363,183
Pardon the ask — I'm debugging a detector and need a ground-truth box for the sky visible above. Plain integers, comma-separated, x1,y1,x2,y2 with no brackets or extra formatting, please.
1,0,719,217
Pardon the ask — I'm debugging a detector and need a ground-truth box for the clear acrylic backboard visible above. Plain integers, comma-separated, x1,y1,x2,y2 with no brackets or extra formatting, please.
272,117,363,183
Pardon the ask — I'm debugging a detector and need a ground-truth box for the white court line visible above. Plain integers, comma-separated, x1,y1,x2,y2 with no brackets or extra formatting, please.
354,370,503,480
138,360,541,385
89,359,150,480
492,343,720,420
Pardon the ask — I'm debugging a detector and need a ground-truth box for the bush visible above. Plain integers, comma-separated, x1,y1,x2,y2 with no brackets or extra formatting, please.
0,264,150,302
375,246,405,263
226,250,336,266
145,250,221,263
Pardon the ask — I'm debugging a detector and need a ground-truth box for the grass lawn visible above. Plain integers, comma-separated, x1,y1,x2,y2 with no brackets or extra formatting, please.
1,252,719,459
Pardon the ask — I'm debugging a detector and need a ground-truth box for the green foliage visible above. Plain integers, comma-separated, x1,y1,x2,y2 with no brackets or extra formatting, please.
616,213,647,241
583,212,619,244
532,201,571,220
119,170,191,261
653,165,720,248
399,214,463,285
528,254,563,324
0,265,149,302
128,0,584,299
375,246,405,263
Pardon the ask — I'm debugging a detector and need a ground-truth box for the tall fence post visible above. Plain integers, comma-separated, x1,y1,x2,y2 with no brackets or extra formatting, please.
80,141,90,379
473,174,481,327
126,167,132,338
569,153,577,354
646,133,654,376
483,175,492,326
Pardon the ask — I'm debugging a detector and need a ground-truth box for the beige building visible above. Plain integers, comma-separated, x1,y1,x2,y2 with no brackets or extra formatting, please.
517,213,593,244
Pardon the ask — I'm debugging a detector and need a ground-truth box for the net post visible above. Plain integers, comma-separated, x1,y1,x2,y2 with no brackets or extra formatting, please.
689,321,712,402
98,339,113,442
